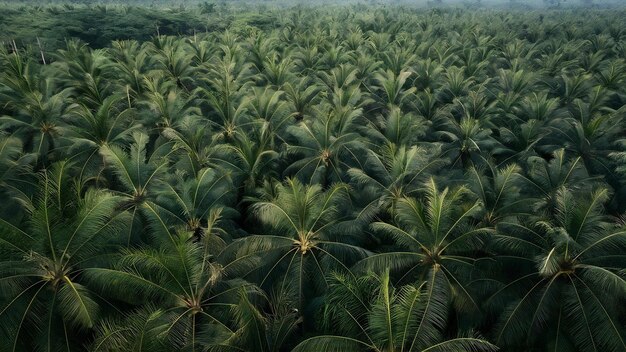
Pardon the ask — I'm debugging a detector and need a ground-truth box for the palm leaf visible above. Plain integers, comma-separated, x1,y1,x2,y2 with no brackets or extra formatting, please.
57,279,99,329
292,336,370,352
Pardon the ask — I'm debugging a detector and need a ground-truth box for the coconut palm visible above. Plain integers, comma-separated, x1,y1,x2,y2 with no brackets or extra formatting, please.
521,148,597,215
108,40,155,101
160,122,224,176
138,84,201,133
437,67,475,104
434,116,499,169
488,187,626,351
90,305,171,352
199,288,302,352
245,86,293,143
0,162,129,352
98,132,175,244
85,229,251,351
53,40,117,109
355,178,492,315
370,70,416,110
198,56,253,142
493,119,547,166
0,72,73,163
467,163,533,226
413,59,444,92
154,166,238,240
293,270,498,352
547,99,624,182
262,54,296,89
222,178,366,311
283,103,366,187
215,127,279,199
1,5,626,352
62,96,139,183
283,77,322,121
362,106,428,147
152,38,197,91
348,144,444,222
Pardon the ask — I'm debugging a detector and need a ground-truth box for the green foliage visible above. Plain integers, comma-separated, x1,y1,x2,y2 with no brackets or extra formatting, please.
0,5,218,51
1,4,626,352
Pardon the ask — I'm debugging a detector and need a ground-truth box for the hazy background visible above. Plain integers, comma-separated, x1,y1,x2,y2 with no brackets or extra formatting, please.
0,0,625,8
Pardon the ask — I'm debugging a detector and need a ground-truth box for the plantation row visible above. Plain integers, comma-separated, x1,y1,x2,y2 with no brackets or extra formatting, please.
1,6,626,352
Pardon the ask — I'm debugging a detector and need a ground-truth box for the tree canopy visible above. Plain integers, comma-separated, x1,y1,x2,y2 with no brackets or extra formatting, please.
1,3,626,352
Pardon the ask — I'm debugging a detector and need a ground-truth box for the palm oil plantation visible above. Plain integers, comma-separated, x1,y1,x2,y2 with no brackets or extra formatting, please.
0,0,625,351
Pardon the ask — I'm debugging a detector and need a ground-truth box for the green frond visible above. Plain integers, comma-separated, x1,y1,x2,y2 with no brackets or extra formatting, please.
401,269,451,351
83,267,179,305
58,279,99,329
367,270,395,350
91,305,168,352
420,338,498,352
353,252,423,275
292,336,370,352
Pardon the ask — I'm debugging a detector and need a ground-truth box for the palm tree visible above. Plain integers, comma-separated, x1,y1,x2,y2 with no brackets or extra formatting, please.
434,116,499,169
198,52,253,142
0,162,129,351
293,46,323,75
53,40,117,109
553,73,593,105
521,148,597,215
283,77,322,121
221,178,366,311
1,5,626,352
247,32,278,74
154,166,238,241
293,270,498,352
91,305,171,352
199,288,302,352
319,64,360,92
320,43,353,70
348,144,444,222
370,70,415,111
514,92,568,124
108,40,155,101
437,67,475,104
262,54,296,89
62,96,139,184
160,122,224,176
283,105,366,187
412,59,444,92
215,127,279,200
546,98,624,183
98,132,175,244
85,229,251,351
488,186,626,351
0,72,73,163
245,86,293,143
467,163,532,226
362,106,428,147
189,37,216,68
355,179,492,316
493,119,547,166
139,84,201,133
152,38,197,91
379,47,417,76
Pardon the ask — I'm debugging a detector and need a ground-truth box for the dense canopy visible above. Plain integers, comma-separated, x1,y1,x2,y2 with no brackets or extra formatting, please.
1,3,626,352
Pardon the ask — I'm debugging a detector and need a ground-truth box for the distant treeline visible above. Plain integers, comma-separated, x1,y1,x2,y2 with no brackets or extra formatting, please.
0,3,280,51
1,0,623,53
2,0,625,7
